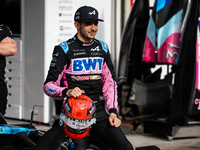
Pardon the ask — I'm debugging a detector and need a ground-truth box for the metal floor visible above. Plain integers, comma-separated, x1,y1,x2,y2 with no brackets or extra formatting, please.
121,123,200,150
6,118,200,150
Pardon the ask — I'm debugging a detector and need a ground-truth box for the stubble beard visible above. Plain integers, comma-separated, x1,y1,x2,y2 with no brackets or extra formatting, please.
80,29,95,43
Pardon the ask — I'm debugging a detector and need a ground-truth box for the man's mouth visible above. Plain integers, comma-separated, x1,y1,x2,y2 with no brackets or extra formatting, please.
89,32,96,36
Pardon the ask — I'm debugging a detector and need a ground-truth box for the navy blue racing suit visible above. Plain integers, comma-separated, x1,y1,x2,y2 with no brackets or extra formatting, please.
43,34,133,150
44,34,118,120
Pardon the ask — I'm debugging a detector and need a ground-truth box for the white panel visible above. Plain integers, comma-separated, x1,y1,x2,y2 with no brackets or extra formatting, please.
5,38,23,119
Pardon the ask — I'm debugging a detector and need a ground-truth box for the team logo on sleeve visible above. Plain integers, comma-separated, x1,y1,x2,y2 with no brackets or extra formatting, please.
46,86,57,94
72,57,103,72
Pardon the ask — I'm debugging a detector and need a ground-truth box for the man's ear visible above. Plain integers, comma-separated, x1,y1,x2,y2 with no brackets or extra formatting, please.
74,21,80,30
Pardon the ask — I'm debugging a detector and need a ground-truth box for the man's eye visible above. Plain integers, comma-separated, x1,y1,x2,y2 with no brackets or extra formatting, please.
84,21,98,26
86,23,91,26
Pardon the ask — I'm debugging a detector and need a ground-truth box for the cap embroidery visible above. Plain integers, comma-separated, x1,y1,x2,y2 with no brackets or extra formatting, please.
88,10,96,15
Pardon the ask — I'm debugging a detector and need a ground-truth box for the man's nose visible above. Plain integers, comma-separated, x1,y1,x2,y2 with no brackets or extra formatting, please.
91,24,97,31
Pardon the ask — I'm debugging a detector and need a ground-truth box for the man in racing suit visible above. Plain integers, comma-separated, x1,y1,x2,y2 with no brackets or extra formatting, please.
0,24,17,116
43,6,133,150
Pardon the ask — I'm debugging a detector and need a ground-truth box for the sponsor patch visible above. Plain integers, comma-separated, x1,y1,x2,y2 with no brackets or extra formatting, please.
46,86,57,94
71,75,101,81
72,57,103,72
74,52,86,56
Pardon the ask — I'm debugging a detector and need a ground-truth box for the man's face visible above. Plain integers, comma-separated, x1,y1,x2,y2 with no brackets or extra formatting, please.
77,20,98,43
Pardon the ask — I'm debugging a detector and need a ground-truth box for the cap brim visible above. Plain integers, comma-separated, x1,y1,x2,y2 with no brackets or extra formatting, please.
98,19,104,22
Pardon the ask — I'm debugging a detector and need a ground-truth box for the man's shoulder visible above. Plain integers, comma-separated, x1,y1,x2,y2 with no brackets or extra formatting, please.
94,39,109,54
59,37,75,46
57,37,75,54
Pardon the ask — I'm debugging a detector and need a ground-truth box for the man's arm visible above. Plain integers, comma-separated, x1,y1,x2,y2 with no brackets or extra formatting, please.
100,41,121,127
43,46,70,99
0,37,17,56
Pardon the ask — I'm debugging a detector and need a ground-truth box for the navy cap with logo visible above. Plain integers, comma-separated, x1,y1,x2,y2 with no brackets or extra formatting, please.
74,6,104,23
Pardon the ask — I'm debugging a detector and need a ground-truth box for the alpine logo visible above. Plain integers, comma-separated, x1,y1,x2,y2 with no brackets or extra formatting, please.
89,10,96,15
91,46,100,52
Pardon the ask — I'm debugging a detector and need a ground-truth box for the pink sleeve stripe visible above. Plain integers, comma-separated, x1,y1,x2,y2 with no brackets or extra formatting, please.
101,62,118,113
43,65,68,99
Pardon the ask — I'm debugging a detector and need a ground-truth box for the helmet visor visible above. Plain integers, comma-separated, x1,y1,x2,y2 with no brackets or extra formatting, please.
60,113,96,130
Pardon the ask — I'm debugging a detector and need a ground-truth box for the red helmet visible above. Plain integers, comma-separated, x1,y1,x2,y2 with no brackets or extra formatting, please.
59,95,96,139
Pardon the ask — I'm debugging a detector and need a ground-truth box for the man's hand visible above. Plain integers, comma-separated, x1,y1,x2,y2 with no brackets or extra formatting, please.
0,36,17,56
1,37,12,43
109,113,121,127
66,87,85,97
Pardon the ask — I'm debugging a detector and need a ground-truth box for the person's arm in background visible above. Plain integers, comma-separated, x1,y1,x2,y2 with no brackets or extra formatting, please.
0,36,17,56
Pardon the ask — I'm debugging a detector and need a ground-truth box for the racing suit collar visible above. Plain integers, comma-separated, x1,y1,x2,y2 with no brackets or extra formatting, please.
74,34,95,47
